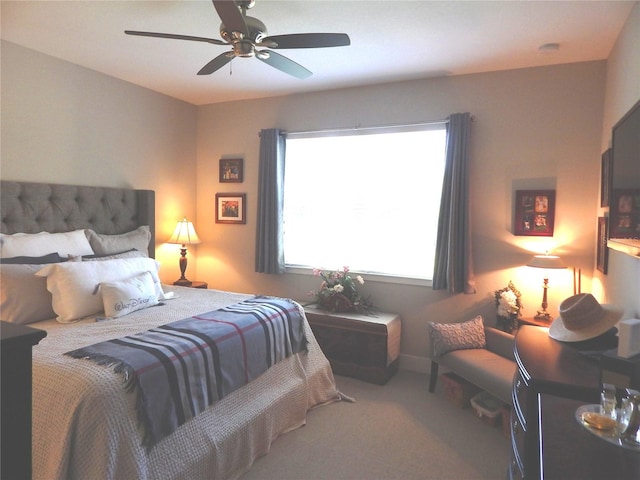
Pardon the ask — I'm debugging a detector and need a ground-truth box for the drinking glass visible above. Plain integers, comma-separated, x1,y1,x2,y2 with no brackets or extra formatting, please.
600,383,617,420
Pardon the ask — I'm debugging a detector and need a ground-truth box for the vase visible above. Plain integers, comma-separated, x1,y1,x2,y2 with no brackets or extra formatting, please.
319,293,355,313
497,315,518,334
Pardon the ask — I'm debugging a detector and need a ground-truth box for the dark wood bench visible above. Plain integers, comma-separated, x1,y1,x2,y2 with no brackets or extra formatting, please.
304,306,402,385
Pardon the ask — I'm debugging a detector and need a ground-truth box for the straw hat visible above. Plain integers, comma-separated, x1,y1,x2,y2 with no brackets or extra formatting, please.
548,293,623,342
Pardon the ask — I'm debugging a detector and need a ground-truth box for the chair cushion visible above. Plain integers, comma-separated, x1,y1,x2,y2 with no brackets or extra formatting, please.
438,348,516,404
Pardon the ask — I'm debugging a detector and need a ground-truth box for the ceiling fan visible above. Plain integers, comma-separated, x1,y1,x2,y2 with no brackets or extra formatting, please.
125,0,350,79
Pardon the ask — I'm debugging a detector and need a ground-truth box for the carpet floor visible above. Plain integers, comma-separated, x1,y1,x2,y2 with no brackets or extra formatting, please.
241,370,511,480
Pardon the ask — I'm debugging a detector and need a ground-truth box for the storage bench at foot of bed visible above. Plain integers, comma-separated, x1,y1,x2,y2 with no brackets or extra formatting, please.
303,306,402,385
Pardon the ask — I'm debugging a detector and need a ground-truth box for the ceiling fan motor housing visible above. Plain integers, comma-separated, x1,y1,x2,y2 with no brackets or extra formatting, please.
220,17,267,43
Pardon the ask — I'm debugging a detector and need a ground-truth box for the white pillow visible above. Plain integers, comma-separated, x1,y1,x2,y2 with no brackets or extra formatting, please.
0,230,94,258
0,264,56,324
100,271,159,318
85,226,151,257
36,257,166,323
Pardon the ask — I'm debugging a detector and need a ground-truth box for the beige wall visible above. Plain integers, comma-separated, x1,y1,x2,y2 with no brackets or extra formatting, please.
196,61,606,370
4,5,638,370
597,3,640,319
1,41,198,282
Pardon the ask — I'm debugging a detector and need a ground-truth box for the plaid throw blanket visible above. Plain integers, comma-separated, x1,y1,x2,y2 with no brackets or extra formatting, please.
66,296,307,448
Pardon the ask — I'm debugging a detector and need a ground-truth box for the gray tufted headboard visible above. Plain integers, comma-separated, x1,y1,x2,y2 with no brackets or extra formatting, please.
0,181,155,257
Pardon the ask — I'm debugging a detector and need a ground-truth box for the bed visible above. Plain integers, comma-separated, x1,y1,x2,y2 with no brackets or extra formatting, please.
0,180,343,480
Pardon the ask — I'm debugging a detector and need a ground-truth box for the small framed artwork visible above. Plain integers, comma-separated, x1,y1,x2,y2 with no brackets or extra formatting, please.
600,149,612,208
597,216,609,274
609,189,640,238
514,190,556,236
215,193,246,224
219,158,243,183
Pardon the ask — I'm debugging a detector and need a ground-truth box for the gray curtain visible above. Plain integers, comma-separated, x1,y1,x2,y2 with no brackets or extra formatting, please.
432,113,476,294
255,128,286,274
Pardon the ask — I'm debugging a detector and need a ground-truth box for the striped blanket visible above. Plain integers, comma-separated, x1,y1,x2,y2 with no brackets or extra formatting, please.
66,296,307,448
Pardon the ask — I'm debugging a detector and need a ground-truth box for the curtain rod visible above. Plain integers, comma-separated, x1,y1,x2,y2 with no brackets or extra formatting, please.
281,119,450,137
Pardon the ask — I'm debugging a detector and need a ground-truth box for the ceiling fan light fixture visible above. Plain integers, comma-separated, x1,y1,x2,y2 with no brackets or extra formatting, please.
233,40,255,57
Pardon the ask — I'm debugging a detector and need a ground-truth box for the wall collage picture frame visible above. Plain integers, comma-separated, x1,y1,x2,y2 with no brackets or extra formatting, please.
217,158,246,224
514,190,556,236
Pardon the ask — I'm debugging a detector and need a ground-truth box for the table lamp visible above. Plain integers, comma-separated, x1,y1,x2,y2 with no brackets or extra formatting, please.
527,253,566,321
168,218,201,286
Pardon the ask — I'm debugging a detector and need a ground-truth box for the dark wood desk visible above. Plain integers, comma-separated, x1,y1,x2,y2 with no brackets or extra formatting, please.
540,395,640,480
511,326,640,480
1,321,47,480
517,316,552,328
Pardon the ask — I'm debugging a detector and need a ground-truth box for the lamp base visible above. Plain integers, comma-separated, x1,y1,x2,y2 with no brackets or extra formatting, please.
173,279,193,287
534,311,552,321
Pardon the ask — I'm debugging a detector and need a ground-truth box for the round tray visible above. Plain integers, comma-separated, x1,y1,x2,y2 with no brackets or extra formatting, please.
575,404,640,452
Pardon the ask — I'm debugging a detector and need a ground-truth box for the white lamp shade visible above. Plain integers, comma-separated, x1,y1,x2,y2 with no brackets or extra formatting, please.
526,254,566,269
168,218,201,245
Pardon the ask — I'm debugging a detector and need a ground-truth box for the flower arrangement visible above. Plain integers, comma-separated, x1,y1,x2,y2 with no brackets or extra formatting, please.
494,281,523,333
311,266,374,314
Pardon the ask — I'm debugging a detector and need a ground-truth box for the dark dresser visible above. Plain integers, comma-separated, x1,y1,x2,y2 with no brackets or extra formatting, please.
511,325,640,479
1,321,47,480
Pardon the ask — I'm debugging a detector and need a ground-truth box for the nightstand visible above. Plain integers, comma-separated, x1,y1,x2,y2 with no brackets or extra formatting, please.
174,280,208,289
1,321,47,480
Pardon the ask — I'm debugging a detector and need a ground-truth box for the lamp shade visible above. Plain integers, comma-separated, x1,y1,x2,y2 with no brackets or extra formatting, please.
167,218,201,245
526,254,566,269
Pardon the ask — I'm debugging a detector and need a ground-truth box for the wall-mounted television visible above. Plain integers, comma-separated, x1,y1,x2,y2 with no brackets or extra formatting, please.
609,98,640,254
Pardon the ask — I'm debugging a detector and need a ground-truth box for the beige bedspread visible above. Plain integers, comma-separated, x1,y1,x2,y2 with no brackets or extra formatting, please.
31,286,342,480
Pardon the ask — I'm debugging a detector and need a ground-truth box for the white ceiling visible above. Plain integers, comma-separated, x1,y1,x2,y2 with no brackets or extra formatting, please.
1,1,635,106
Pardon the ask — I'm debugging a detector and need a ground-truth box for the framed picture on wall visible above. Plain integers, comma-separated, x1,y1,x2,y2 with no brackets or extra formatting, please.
600,149,612,208
215,193,246,224
219,158,243,183
597,216,609,274
609,189,640,238
514,190,556,236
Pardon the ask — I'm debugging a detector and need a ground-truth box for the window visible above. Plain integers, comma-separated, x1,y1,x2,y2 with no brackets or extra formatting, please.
283,124,447,280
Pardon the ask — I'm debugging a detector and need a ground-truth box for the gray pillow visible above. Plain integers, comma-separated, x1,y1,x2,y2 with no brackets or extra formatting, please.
0,264,56,324
85,226,151,257
428,316,486,357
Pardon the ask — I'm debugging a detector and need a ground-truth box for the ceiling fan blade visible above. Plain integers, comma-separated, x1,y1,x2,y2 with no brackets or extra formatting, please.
125,30,227,46
212,1,248,36
262,33,350,49
257,51,312,79
197,53,233,75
